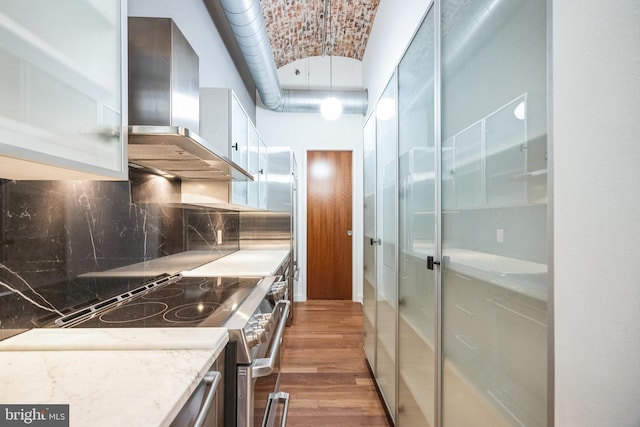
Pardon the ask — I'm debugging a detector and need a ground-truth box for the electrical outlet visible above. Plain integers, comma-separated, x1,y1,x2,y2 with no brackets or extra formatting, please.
496,229,504,243
217,230,223,245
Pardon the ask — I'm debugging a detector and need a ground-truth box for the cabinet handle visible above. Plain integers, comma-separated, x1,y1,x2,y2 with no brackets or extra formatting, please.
252,300,290,378
232,143,238,151
259,169,264,175
193,371,222,427
427,255,441,270
261,391,290,427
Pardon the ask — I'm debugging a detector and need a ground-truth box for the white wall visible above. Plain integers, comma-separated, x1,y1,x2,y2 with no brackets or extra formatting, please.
127,0,255,121
552,0,640,425
257,56,364,302
362,0,432,111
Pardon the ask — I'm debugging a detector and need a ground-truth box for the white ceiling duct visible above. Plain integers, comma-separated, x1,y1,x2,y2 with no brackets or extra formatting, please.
219,0,368,115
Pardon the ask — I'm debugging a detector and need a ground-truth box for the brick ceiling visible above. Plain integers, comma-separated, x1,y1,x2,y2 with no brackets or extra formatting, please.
259,0,381,68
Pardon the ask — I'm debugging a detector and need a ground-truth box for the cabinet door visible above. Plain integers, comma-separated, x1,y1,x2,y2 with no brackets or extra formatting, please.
199,88,232,157
441,0,548,425
362,111,376,371
231,95,249,168
246,123,260,208
231,95,249,205
375,75,397,422
258,138,268,210
0,0,125,180
397,8,437,426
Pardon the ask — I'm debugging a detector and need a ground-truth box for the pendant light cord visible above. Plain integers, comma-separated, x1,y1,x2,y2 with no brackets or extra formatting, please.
327,0,333,95
330,52,333,96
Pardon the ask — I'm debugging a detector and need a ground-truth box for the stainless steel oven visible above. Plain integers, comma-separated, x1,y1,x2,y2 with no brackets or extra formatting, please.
226,277,290,427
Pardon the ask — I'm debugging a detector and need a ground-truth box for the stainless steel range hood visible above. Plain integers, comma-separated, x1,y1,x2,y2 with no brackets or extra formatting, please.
128,126,254,180
127,17,253,181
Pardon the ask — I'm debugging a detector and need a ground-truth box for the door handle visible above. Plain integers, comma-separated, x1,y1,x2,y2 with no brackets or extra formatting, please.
261,391,290,427
427,255,441,270
252,300,290,378
347,230,353,236
369,238,381,246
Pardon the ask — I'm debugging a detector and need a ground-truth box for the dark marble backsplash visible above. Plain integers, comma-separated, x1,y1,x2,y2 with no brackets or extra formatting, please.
0,170,239,339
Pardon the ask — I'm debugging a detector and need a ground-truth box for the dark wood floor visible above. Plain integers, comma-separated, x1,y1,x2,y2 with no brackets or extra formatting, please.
280,300,391,426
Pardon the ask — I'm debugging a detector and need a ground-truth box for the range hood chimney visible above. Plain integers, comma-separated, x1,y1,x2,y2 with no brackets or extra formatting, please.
216,0,368,115
127,17,253,181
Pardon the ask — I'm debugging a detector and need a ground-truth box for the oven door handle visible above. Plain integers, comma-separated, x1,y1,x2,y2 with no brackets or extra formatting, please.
261,391,290,427
252,300,291,378
193,370,222,427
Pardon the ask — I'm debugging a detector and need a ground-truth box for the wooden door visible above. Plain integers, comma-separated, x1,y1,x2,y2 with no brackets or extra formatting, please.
307,150,353,300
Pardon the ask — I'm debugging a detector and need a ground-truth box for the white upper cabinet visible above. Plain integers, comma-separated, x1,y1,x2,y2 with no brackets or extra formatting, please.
231,95,249,169
192,88,269,210
0,0,126,180
246,125,269,210
200,88,249,164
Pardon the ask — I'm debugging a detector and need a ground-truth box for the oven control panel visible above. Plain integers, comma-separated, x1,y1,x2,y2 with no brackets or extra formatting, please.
244,313,273,348
243,281,288,351
226,275,290,365
267,277,288,304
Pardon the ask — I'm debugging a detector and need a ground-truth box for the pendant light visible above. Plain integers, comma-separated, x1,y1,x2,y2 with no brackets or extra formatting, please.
320,0,342,120
321,56,343,120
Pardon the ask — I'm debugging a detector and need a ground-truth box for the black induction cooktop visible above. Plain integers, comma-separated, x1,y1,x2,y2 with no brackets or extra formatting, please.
56,275,263,328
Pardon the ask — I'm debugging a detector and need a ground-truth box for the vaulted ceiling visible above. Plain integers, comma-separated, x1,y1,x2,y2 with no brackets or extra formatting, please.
204,0,381,99
259,0,381,68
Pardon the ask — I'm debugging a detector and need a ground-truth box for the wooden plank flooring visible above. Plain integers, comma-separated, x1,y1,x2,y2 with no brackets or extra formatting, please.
280,300,391,426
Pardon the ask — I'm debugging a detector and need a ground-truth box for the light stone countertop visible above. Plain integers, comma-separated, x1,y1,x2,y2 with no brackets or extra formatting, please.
0,327,227,351
77,251,232,277
0,348,221,427
182,249,290,277
77,248,291,278
0,328,228,427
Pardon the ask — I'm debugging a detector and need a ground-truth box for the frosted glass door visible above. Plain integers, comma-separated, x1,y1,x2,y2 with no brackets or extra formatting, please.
440,1,548,426
363,112,377,369
258,138,268,209
231,95,249,205
375,76,397,421
397,8,436,427
247,123,260,207
0,0,125,178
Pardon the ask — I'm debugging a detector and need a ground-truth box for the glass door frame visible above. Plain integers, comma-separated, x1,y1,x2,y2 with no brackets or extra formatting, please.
434,2,444,426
